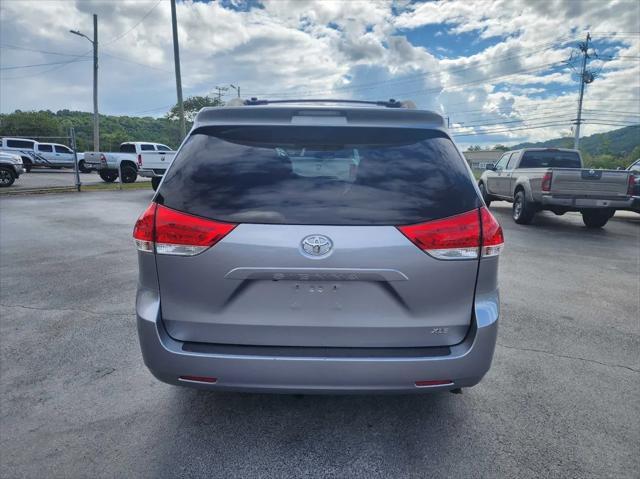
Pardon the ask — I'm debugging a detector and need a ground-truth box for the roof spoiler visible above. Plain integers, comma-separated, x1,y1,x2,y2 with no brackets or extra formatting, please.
228,98,417,109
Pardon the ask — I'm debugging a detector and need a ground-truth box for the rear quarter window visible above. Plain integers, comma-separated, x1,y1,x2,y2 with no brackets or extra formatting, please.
157,126,480,225
119,144,136,153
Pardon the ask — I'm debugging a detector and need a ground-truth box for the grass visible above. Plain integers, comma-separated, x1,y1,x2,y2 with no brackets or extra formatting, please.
81,181,152,192
0,181,152,196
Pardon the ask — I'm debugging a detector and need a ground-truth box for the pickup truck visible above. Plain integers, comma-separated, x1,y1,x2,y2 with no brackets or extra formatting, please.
0,151,24,187
0,137,87,172
137,147,176,190
478,148,635,228
83,142,173,184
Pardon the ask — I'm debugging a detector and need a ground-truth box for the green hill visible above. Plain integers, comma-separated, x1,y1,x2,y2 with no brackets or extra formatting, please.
511,125,640,160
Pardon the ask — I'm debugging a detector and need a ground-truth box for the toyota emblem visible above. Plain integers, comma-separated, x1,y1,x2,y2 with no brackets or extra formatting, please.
301,235,333,258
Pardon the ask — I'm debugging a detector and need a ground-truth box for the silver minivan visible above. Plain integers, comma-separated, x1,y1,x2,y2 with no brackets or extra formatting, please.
134,100,504,394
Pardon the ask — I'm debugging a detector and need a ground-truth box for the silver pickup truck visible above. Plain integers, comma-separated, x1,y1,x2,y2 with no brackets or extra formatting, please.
478,148,635,228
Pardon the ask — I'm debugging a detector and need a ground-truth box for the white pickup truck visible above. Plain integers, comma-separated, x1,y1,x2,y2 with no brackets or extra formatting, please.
83,142,174,184
0,137,86,172
137,146,176,190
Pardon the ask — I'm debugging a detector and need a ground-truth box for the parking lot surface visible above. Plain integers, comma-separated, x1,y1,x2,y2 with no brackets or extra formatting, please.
5,169,150,192
1,191,638,478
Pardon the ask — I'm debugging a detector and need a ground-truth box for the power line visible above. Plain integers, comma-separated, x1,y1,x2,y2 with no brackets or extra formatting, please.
0,44,89,58
101,52,172,73
0,48,92,79
0,59,90,70
101,0,163,46
247,40,577,98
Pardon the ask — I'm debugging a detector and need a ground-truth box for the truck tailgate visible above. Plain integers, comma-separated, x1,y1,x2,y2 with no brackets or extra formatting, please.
550,169,631,197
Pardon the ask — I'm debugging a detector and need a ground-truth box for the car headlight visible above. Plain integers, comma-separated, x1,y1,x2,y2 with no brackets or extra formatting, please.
12,157,23,165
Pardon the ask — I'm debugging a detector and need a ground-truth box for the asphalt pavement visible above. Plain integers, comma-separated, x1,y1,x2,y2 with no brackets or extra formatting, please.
0,191,638,478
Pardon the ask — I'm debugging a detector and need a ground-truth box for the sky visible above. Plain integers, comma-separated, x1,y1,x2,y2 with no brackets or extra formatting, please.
0,0,639,148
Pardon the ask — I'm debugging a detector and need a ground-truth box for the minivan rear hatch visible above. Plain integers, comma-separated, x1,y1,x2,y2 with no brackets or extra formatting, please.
152,123,483,348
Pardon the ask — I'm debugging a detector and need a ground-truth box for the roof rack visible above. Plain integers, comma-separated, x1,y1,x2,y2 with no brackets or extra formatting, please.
242,98,406,108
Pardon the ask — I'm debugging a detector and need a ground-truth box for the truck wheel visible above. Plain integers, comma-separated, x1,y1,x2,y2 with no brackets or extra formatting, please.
78,160,90,173
120,165,138,184
581,210,611,229
22,158,32,173
478,182,491,206
99,170,118,183
151,177,162,191
512,190,536,224
0,167,16,187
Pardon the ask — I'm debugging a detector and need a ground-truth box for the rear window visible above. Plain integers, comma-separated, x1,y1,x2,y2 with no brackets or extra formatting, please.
38,144,53,152
157,126,479,225
519,150,581,168
119,144,136,153
6,139,35,149
140,144,155,151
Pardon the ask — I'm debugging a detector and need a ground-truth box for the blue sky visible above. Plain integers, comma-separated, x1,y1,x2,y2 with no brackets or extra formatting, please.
1,0,638,147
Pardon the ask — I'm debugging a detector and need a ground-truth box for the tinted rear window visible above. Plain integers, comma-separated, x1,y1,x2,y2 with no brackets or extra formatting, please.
6,139,35,149
157,126,479,225
120,144,136,153
519,150,581,168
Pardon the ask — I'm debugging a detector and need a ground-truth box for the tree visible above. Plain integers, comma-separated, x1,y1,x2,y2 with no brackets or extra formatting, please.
492,144,509,151
167,95,224,122
466,145,482,151
0,110,63,139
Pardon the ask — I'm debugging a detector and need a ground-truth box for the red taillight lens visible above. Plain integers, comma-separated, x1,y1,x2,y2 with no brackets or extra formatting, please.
628,174,636,196
398,209,481,260
132,203,236,256
541,171,553,192
480,207,504,257
397,207,503,260
132,202,156,252
137,153,142,167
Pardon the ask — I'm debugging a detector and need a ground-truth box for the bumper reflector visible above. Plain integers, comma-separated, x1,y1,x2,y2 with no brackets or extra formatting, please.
179,375,218,384
414,379,453,387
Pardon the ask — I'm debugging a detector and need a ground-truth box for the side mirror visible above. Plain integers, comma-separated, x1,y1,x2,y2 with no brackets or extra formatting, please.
487,164,497,171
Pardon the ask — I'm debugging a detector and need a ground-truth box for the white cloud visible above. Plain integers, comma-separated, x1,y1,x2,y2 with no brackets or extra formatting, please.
0,0,638,145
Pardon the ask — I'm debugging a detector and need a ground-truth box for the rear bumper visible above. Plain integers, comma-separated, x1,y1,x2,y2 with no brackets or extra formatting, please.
138,168,165,178
136,289,499,394
85,160,108,171
541,194,633,209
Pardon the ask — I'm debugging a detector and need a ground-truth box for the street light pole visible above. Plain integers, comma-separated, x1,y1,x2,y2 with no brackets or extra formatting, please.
230,84,241,98
70,14,99,151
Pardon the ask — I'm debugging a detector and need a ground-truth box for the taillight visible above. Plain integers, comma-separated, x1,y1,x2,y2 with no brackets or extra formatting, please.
480,207,504,257
397,207,503,260
541,171,552,192
628,174,636,196
132,203,236,256
137,153,142,167
99,153,107,164
132,203,156,253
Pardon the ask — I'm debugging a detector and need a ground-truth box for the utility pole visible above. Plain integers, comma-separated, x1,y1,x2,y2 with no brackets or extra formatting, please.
214,85,228,103
70,14,99,151
574,32,592,150
230,84,241,98
93,14,98,151
170,0,186,138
